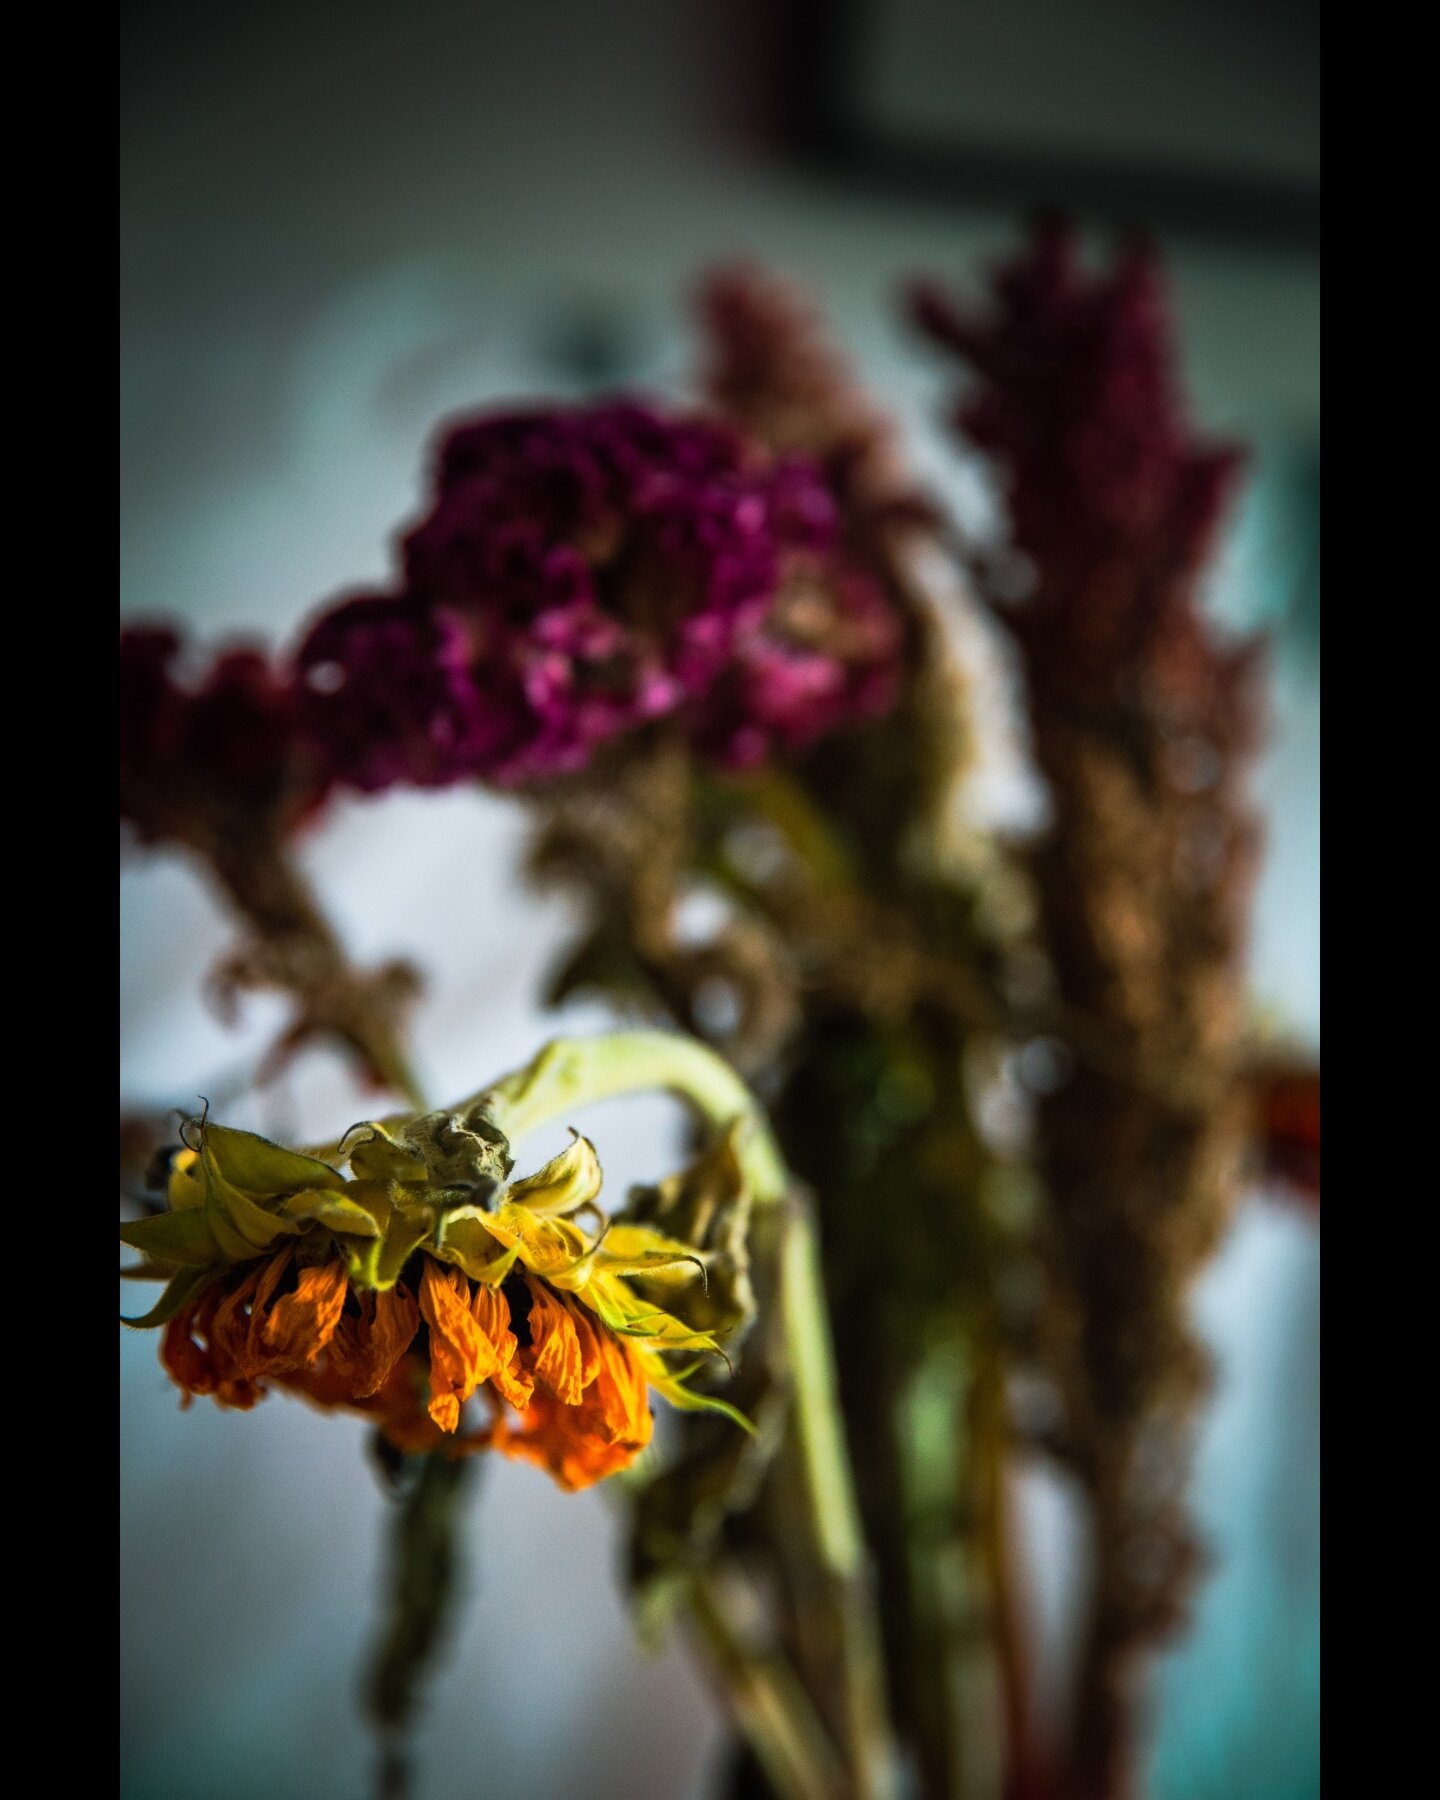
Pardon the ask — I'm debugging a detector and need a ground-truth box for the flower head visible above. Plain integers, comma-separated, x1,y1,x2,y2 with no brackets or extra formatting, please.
121,1105,746,1490
296,398,900,794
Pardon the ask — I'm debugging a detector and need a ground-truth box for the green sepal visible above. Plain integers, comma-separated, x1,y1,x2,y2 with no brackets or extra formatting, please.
645,1362,755,1435
346,1125,430,1185
201,1143,305,1259
119,1207,222,1268
282,1185,386,1238
120,1265,217,1330
202,1123,344,1193
345,1201,434,1291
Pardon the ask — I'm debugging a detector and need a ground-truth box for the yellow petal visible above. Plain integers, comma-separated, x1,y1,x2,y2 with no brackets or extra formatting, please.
167,1148,205,1211
640,1353,754,1434
476,1201,592,1280
507,1133,603,1218
593,1222,705,1284
584,1272,726,1356
431,1212,519,1284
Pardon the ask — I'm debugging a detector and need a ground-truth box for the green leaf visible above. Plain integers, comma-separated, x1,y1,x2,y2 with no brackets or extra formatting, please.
119,1208,222,1268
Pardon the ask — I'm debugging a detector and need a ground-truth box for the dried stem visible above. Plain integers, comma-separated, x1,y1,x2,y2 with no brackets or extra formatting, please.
202,830,425,1107
688,1571,848,1800
365,1447,477,1800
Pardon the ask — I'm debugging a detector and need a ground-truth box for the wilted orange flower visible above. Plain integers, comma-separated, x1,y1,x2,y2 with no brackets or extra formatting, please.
123,1109,747,1490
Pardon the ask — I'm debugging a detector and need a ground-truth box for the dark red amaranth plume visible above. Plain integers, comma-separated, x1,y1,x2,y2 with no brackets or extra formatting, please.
912,218,1260,735
914,222,1267,1800
698,264,924,520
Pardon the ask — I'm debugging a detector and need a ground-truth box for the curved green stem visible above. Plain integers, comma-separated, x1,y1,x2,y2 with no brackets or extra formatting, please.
778,1204,898,1800
477,1029,789,1202
779,1206,866,1583
476,1030,897,1800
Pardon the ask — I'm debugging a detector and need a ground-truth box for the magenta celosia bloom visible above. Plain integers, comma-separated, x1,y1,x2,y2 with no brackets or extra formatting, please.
120,626,319,842
693,560,903,769
401,401,834,736
298,399,899,791
124,402,905,824
296,594,516,793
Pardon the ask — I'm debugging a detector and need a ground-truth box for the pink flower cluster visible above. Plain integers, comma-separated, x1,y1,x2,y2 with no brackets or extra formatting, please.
117,397,900,831
120,627,320,843
121,399,904,831
298,400,901,793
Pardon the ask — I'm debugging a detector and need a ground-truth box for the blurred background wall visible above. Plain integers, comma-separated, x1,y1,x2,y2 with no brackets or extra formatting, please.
120,5,1319,1796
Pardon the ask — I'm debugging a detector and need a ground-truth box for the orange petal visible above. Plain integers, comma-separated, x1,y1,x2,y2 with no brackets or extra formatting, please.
356,1284,423,1396
305,1283,422,1405
210,1261,271,1378
524,1279,585,1406
472,1284,534,1413
570,1300,605,1393
490,1309,653,1491
161,1282,263,1411
419,1260,500,1432
259,1260,349,1369
585,1327,652,1450
242,1248,296,1370
490,1385,651,1492
161,1298,212,1403
366,1354,453,1452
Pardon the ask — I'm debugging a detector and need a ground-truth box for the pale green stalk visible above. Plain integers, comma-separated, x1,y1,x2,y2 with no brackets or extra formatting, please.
477,1031,898,1800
